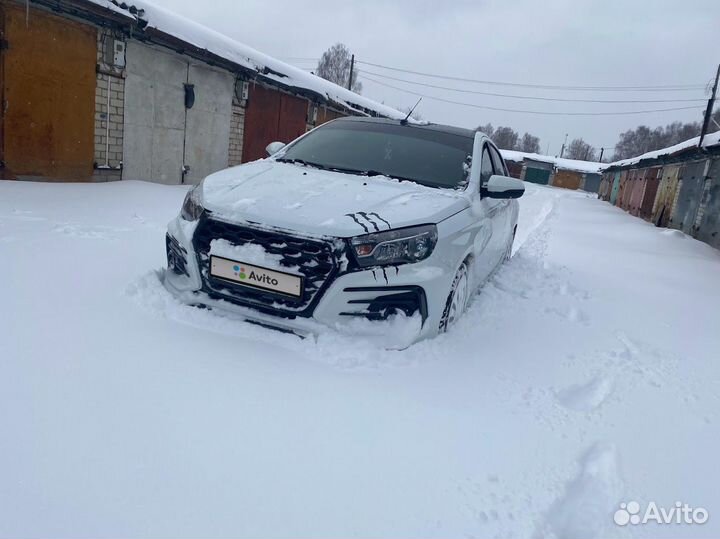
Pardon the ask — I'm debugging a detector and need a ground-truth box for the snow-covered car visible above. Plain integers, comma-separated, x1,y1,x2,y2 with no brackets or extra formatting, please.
164,117,524,343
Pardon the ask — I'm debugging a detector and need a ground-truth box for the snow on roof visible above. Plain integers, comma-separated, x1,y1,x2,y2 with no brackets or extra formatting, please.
85,0,137,18
89,0,404,120
607,130,720,168
500,149,604,174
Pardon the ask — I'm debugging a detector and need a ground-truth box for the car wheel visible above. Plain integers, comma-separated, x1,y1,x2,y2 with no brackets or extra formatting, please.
439,261,470,332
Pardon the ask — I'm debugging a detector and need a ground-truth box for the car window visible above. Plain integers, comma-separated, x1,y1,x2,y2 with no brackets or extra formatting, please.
480,147,493,189
280,120,474,189
489,145,507,176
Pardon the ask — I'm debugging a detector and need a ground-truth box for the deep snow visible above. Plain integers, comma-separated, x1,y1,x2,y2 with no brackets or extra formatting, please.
1,179,719,538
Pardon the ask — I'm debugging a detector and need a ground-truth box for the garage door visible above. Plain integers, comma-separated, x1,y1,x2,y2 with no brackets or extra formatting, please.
123,42,186,184
1,3,95,180
123,42,232,184
671,160,707,234
242,83,308,163
552,170,582,190
524,167,550,185
183,64,233,185
652,165,680,227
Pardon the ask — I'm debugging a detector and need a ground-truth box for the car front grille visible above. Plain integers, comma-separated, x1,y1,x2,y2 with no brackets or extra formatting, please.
192,215,342,318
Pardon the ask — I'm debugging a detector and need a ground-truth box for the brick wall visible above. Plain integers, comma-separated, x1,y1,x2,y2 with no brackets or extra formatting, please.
93,29,125,182
228,102,245,166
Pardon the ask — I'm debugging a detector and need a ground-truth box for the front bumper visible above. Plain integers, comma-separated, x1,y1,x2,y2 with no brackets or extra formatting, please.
164,215,454,342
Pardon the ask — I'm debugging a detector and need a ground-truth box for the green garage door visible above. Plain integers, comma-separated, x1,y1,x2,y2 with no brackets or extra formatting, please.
525,167,551,185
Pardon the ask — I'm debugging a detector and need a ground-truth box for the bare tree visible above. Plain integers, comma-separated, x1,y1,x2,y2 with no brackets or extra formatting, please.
316,43,362,93
519,133,541,153
612,111,720,160
565,138,597,161
476,123,495,137
492,126,520,150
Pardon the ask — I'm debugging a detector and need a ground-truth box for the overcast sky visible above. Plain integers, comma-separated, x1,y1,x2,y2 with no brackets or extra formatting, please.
160,0,717,157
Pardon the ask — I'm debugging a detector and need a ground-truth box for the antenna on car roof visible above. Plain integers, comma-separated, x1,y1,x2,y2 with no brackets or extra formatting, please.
400,97,422,125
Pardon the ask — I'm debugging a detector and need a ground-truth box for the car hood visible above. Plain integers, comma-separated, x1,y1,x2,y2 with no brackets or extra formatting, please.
200,160,469,238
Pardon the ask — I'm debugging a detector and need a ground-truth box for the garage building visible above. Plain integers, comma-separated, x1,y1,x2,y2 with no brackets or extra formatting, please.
0,0,403,184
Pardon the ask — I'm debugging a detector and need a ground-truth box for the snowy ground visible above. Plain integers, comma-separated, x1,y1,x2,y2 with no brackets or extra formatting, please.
1,179,719,538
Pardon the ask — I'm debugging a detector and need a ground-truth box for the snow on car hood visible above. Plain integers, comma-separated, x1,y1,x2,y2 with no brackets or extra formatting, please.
200,161,469,238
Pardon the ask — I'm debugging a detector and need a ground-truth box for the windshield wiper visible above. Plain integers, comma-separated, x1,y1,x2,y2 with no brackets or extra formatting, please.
277,160,416,184
276,158,328,170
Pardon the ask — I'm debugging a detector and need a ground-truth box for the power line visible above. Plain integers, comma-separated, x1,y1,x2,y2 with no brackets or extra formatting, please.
356,60,707,92
359,69,707,104
361,74,705,116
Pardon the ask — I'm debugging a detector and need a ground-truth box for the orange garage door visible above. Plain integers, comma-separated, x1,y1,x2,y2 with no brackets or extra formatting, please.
1,3,95,180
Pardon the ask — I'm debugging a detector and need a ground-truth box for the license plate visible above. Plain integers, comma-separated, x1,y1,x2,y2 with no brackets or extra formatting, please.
209,256,303,298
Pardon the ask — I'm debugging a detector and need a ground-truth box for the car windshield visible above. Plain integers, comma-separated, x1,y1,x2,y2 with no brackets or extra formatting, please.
278,120,474,189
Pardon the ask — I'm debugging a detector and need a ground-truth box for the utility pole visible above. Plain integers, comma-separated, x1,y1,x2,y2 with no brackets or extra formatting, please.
699,63,720,148
347,54,355,91
560,133,568,158
599,147,605,162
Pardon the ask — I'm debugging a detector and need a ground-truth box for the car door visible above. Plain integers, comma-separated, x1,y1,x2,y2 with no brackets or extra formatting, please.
487,144,513,261
469,144,502,282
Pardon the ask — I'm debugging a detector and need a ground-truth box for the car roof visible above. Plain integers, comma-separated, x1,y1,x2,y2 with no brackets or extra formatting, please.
331,116,477,140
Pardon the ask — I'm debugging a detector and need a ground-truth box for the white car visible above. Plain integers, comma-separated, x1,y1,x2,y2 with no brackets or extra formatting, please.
164,117,524,343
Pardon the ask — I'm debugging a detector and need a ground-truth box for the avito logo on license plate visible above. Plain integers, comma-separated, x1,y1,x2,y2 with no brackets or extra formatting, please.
210,256,303,297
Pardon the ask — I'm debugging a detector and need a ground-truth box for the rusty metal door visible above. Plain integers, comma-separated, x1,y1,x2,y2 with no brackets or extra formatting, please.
277,93,308,144
629,169,646,216
242,84,309,163
639,167,661,221
696,158,720,248
242,83,281,163
2,3,95,180
652,165,680,227
670,160,707,234
552,170,582,190
616,171,629,209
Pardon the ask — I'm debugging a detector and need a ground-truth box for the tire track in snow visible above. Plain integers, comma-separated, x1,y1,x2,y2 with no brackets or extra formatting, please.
512,184,561,256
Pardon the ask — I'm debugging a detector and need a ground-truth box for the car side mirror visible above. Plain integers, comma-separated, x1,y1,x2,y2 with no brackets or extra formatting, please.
485,174,525,199
265,141,286,156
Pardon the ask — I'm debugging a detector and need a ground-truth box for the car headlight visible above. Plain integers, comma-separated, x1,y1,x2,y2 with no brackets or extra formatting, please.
180,184,204,221
350,224,438,267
